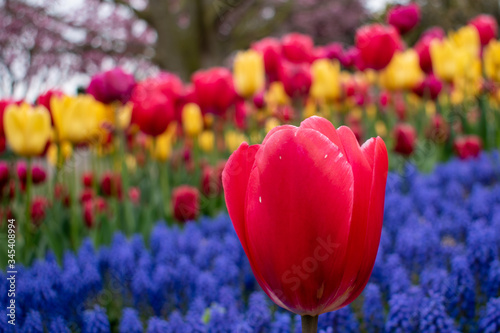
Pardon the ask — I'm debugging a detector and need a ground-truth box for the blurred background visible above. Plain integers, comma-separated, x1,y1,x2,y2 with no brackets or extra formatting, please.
1,0,498,101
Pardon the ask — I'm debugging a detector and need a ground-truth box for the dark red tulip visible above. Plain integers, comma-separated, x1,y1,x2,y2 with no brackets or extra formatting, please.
393,123,416,156
387,3,421,34
469,14,498,46
234,101,249,130
192,67,237,116
412,74,443,100
454,135,482,159
87,68,136,104
16,163,46,185
31,197,48,226
0,137,5,154
83,200,94,228
128,187,141,205
99,172,122,198
82,172,94,188
130,76,177,137
414,35,438,74
426,114,449,143
0,162,9,188
80,188,94,204
278,61,312,98
355,24,402,70
252,37,282,80
223,116,388,316
281,33,314,64
172,185,200,222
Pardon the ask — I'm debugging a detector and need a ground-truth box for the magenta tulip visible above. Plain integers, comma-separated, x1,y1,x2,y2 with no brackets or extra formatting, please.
387,3,421,34
469,14,498,46
222,116,388,328
87,68,136,104
192,68,237,116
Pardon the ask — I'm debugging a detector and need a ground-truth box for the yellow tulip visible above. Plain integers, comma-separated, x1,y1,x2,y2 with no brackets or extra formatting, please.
4,103,52,157
484,40,500,82
450,25,480,58
47,141,73,167
225,130,247,153
51,95,108,144
117,103,133,130
198,130,215,153
304,99,318,118
153,123,176,162
380,50,424,91
430,39,457,82
266,82,290,107
265,117,281,134
182,103,204,137
375,121,387,137
233,50,265,98
310,59,341,102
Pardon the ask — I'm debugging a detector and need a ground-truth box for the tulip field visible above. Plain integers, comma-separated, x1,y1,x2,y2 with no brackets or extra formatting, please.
2,2,500,332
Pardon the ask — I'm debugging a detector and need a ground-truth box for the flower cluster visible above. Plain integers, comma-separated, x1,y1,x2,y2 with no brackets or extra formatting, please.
2,151,500,332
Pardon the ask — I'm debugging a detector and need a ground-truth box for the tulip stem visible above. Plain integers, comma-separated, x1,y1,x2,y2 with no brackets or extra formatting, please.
301,315,318,333
24,158,32,262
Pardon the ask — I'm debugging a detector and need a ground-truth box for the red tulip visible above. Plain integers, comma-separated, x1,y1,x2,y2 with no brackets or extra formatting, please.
341,47,360,69
355,24,402,70
172,185,200,222
234,101,249,130
0,162,9,188
201,166,222,197
192,67,237,116
415,35,436,74
80,188,94,204
222,116,388,317
454,135,482,159
82,172,94,188
387,3,421,34
16,163,46,185
252,37,282,80
412,74,443,100
99,172,122,198
128,187,141,205
31,197,48,226
83,200,94,228
281,33,314,64
37,90,64,124
469,14,498,46
130,76,177,137
393,123,416,156
87,68,136,104
253,91,266,109
278,61,312,98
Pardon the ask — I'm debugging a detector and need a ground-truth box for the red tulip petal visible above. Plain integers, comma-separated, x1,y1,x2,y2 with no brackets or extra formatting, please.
300,116,345,155
245,127,354,315
223,142,261,255
321,126,373,312
262,124,296,145
339,136,388,307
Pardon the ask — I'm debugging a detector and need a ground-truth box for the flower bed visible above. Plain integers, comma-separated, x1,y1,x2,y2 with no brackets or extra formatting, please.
2,154,500,332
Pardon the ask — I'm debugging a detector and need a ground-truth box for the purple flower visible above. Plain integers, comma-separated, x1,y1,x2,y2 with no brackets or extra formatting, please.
87,68,135,104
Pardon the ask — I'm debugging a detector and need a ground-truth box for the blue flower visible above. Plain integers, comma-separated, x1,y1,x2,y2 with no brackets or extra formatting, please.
246,292,271,332
362,284,384,333
446,255,476,330
20,310,43,333
419,293,458,333
119,308,143,333
318,306,359,332
83,306,110,333
486,260,500,299
270,313,291,333
146,317,170,333
478,297,500,333
385,293,419,332
48,316,71,333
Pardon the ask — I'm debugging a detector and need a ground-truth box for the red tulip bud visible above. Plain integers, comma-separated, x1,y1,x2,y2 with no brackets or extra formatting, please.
393,123,417,156
31,197,48,226
454,135,482,160
99,172,122,199
412,74,443,100
281,33,314,64
172,185,200,222
252,37,282,80
387,3,421,34
469,14,498,46
82,172,94,188
128,187,141,205
355,24,402,70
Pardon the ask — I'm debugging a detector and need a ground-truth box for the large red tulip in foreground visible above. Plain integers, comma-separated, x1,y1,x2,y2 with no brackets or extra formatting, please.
222,116,388,331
